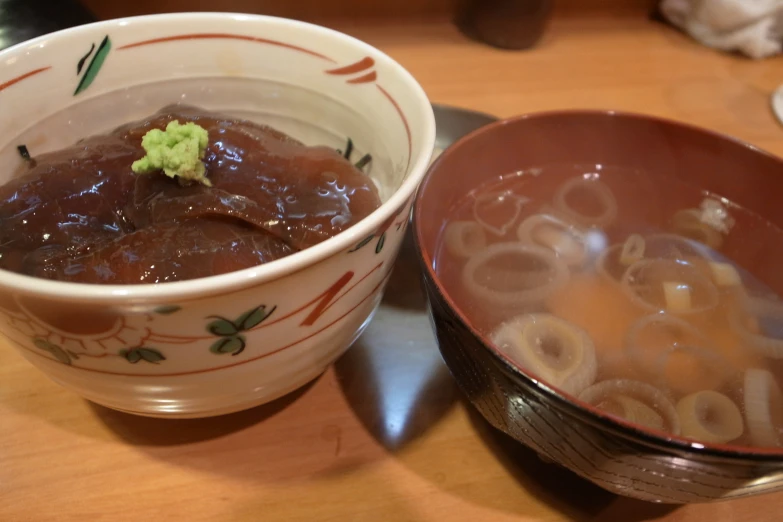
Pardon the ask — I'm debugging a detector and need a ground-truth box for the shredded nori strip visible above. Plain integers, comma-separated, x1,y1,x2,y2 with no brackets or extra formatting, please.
338,137,370,170
17,145,31,161
337,137,354,160
342,138,354,159
354,153,372,170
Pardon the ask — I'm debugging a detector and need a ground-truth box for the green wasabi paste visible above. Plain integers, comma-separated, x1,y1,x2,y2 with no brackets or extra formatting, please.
131,120,210,186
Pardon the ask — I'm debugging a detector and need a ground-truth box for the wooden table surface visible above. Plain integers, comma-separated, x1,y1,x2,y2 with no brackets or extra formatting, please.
3,14,783,522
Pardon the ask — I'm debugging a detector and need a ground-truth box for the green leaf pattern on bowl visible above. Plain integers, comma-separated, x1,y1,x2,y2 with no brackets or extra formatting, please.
206,305,276,357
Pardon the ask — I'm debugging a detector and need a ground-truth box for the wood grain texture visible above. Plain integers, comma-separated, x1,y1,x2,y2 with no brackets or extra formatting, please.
80,0,659,21
2,14,783,522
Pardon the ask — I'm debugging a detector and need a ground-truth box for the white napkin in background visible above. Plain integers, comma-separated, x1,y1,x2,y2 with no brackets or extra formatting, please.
773,85,783,126
660,0,783,59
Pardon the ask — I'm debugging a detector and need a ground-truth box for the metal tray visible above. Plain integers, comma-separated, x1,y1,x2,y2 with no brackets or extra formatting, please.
340,105,498,446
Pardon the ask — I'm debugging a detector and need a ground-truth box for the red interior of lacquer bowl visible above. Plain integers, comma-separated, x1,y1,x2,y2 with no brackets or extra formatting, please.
414,110,783,460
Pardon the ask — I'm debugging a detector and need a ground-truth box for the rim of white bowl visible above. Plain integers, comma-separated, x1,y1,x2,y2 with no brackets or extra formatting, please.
0,12,436,303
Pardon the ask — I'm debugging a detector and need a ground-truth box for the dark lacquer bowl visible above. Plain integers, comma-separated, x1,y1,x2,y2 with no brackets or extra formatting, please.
413,110,783,503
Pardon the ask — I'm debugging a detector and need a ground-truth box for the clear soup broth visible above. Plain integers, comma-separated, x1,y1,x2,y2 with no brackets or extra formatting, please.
435,164,783,449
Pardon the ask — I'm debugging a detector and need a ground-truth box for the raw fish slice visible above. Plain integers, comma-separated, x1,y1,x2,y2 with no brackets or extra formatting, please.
30,219,295,284
0,105,381,284
123,106,380,249
0,137,141,271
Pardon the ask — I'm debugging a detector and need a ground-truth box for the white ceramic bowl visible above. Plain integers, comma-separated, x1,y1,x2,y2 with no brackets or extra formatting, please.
0,13,435,417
